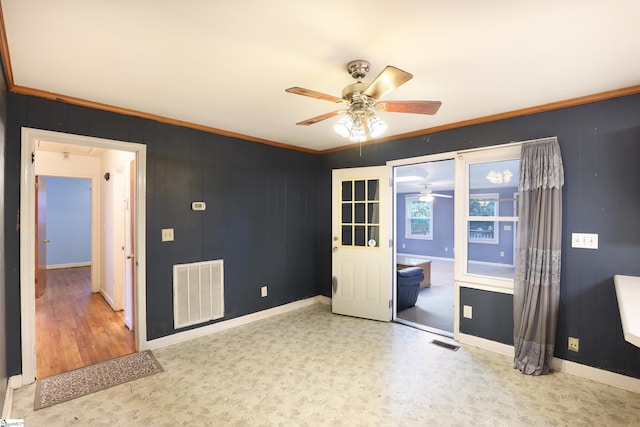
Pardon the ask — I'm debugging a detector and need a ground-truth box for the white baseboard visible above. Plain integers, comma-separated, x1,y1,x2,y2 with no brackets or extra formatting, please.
456,333,640,393
315,295,331,305
396,253,454,262
145,296,325,351
550,357,640,394
99,289,117,311
2,375,23,419
456,332,515,357
46,262,91,270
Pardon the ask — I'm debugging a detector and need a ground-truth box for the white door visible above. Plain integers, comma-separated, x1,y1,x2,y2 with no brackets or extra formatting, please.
332,166,392,321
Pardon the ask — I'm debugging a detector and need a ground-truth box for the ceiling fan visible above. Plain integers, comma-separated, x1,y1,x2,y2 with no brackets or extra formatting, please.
409,185,453,201
285,60,442,142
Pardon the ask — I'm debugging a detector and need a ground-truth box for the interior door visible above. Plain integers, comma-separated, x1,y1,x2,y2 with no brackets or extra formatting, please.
124,160,135,331
332,166,392,321
35,176,48,298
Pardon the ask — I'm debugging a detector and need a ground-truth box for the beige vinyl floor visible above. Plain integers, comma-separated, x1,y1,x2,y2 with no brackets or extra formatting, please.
10,303,640,426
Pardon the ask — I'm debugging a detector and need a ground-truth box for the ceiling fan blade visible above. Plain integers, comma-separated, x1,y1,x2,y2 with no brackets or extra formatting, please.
374,100,442,115
285,87,343,103
363,66,413,100
296,110,345,126
432,193,453,199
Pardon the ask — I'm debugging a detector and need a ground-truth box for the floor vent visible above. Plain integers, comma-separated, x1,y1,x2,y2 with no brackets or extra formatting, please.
173,259,224,329
430,339,460,351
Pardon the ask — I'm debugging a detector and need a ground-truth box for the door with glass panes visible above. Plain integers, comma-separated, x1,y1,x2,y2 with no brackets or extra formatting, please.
332,166,392,321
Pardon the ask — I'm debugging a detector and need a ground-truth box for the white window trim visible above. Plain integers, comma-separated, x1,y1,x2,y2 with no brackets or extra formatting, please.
405,195,433,240
468,192,499,244
454,145,522,291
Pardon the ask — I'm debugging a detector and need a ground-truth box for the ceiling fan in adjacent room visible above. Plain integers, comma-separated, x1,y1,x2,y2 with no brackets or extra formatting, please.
410,185,453,202
285,60,442,143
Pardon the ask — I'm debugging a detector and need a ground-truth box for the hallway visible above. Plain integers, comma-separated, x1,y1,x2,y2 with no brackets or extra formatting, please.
36,267,135,378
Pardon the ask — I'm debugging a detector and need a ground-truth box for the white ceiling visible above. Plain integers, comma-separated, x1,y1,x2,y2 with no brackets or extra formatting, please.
2,1,639,152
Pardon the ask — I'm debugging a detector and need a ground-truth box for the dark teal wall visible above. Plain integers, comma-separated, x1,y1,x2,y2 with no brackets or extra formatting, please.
321,94,640,379
4,94,322,375
0,54,7,401
4,90,640,382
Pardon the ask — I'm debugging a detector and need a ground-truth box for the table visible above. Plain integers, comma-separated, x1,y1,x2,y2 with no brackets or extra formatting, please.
396,256,431,288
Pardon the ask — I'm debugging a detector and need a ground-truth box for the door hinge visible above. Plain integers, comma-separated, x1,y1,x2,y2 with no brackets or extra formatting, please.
389,239,393,248
32,152,35,164
389,299,393,309
389,177,393,187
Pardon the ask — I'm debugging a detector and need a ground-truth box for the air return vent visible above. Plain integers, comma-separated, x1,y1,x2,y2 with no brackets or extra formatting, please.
173,259,224,329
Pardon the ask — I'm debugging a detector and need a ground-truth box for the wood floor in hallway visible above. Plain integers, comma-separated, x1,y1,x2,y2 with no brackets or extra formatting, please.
35,266,135,378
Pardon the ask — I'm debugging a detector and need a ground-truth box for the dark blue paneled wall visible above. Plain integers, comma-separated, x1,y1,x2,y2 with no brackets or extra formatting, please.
322,94,640,379
3,90,640,382
4,94,321,375
0,57,7,404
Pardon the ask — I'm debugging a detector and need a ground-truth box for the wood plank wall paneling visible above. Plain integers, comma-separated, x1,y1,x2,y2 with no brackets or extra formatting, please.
4,89,640,381
4,93,320,376
322,93,640,379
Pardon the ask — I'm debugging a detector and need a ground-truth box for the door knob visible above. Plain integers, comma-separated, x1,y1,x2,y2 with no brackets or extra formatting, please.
41,239,50,243
332,246,338,252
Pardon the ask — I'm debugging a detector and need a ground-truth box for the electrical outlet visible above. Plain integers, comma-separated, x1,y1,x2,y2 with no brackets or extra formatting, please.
161,228,174,242
463,305,473,319
568,336,579,352
500,251,504,257
261,286,268,297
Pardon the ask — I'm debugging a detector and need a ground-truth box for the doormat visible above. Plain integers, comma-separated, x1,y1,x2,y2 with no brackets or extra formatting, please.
430,339,460,351
34,350,163,410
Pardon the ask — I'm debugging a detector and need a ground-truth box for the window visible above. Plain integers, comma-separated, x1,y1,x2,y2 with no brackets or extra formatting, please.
469,193,499,243
405,196,433,240
455,147,521,287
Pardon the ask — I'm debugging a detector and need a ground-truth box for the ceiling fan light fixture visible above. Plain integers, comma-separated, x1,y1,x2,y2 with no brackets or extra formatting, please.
367,113,388,138
348,119,367,142
333,113,354,138
333,109,387,141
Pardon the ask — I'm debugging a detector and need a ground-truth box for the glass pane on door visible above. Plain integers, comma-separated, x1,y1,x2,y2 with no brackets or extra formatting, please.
340,178,380,248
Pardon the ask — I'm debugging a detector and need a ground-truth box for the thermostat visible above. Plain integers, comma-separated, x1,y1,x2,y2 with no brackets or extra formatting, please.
191,201,206,211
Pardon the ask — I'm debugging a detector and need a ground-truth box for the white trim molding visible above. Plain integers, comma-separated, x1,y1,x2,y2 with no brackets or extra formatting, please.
47,262,92,270
457,332,640,393
1,375,23,419
550,357,640,394
146,296,324,351
20,127,148,385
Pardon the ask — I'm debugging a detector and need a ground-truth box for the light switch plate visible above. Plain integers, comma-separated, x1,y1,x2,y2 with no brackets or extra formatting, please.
571,233,598,249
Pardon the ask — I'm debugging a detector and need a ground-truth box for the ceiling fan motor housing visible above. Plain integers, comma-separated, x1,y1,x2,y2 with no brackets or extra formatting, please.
347,60,370,81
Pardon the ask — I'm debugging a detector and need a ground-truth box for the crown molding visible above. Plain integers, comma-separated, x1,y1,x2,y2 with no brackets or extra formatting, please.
1,5,638,156
319,84,640,154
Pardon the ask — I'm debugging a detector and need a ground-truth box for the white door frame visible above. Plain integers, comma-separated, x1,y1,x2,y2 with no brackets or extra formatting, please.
388,152,460,336
19,127,148,385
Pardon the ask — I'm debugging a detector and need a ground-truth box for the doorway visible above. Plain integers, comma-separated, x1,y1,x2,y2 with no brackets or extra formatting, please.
394,159,456,337
20,128,148,385
33,174,135,377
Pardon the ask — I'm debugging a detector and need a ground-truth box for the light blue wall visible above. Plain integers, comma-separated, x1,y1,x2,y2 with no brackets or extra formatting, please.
397,186,518,265
397,190,455,259
43,176,91,267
